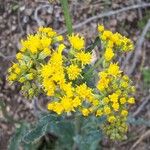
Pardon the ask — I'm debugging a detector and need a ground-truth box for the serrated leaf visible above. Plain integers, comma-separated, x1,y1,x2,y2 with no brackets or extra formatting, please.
23,122,48,144
78,130,102,150
8,123,28,150
48,120,75,149
86,36,101,52
23,114,59,144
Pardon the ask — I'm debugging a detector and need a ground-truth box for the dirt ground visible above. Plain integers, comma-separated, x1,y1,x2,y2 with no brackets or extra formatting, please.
0,0,150,149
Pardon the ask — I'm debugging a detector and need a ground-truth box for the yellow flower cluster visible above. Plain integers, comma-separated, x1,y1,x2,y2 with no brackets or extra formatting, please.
96,25,135,140
7,27,63,98
7,26,135,140
98,25,134,62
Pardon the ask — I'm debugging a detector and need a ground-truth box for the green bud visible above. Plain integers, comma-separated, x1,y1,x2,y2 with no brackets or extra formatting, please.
19,77,26,83
26,73,34,80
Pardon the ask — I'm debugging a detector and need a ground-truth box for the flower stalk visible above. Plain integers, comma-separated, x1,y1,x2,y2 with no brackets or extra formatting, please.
60,0,73,34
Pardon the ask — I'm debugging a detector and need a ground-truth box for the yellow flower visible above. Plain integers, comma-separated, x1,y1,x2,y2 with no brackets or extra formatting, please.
104,48,114,61
121,110,128,116
121,81,128,88
104,106,111,115
103,97,110,104
53,102,64,115
109,93,119,103
76,51,91,65
98,71,108,78
26,73,34,80
47,102,54,111
107,63,121,76
16,53,23,60
98,25,104,32
76,83,93,99
14,67,21,74
96,109,103,117
60,82,74,97
108,116,116,123
102,30,113,39
43,48,51,56
61,96,74,113
122,75,129,81
120,97,126,104
97,76,109,91
67,64,81,80
41,37,51,48
112,103,119,111
57,44,66,54
128,97,135,104
92,99,99,106
19,77,26,83
82,108,90,116
68,34,85,50
73,97,82,108
8,73,17,81
56,35,63,41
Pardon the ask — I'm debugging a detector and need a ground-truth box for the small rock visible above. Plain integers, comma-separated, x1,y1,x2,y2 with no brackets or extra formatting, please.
20,6,25,11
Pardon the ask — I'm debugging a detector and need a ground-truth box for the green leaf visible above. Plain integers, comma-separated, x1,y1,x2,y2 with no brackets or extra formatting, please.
48,120,75,149
77,116,104,150
76,130,102,150
8,123,28,150
86,36,101,52
23,114,59,144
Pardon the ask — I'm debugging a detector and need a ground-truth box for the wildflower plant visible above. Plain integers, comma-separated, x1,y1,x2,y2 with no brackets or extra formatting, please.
7,0,136,149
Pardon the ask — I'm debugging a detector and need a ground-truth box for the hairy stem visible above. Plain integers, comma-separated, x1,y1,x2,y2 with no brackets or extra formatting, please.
60,0,73,34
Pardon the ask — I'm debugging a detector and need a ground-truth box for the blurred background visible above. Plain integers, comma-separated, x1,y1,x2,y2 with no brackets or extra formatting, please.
0,0,150,149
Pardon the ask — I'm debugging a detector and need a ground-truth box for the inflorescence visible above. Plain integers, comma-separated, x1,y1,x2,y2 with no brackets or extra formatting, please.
7,25,135,140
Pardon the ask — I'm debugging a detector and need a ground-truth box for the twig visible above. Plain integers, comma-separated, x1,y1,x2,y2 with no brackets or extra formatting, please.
132,95,150,117
59,3,150,34
121,52,133,70
34,4,52,27
0,52,15,61
130,130,150,150
127,19,150,75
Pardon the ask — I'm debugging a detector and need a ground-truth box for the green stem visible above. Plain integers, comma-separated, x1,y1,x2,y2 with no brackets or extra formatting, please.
60,0,73,34
84,58,103,77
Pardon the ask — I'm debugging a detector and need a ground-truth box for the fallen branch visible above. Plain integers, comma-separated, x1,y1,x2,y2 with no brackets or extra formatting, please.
132,95,150,117
59,3,150,34
0,52,15,61
127,19,150,75
130,130,150,150
34,4,52,27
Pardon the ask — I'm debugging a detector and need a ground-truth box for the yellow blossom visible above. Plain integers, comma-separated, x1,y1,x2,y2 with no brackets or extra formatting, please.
109,93,119,103
108,116,116,123
82,108,90,116
121,110,128,116
76,51,91,65
107,63,121,76
16,53,23,60
104,106,111,115
120,97,126,104
112,103,119,111
96,109,103,117
128,97,135,104
67,64,81,80
68,34,85,50
98,25,104,32
104,48,114,61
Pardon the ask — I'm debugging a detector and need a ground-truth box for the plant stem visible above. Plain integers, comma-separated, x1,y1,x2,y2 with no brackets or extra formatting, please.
60,0,73,34
84,58,103,78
